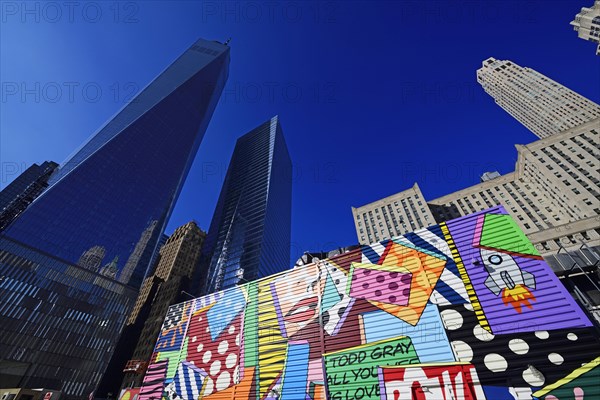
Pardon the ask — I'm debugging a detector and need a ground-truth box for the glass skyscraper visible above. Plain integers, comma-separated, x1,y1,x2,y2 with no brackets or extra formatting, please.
200,116,292,294
0,161,58,231
0,38,229,397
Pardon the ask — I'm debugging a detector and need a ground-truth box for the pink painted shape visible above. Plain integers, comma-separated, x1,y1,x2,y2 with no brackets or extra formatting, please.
349,267,411,305
472,214,485,248
239,312,245,382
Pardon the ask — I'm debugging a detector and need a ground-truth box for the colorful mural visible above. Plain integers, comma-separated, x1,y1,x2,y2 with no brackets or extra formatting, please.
139,206,599,399
118,388,140,400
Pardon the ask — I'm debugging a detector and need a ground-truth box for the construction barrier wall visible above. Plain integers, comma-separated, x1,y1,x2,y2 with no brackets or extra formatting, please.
137,206,600,399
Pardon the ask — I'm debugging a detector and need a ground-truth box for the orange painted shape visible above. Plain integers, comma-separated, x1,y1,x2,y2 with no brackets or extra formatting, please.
366,242,446,325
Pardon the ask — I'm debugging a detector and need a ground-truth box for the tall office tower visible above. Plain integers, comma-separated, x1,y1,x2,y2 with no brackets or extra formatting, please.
351,183,435,243
98,221,204,392
571,1,600,55
477,57,600,138
147,233,169,276
0,161,58,231
0,38,229,397
200,116,292,294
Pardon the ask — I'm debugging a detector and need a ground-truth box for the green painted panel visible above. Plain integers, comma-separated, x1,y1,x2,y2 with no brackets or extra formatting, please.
323,336,419,400
479,213,540,257
243,281,259,367
156,337,188,379
535,357,600,399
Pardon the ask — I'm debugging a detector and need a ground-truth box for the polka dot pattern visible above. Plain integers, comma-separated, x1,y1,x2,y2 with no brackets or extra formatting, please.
522,365,545,386
439,304,600,389
210,360,221,375
473,324,494,342
451,340,473,362
484,353,508,372
548,353,564,365
535,331,549,340
218,340,229,354
225,353,237,368
348,265,412,306
185,306,242,396
216,371,231,391
508,339,529,355
440,308,463,330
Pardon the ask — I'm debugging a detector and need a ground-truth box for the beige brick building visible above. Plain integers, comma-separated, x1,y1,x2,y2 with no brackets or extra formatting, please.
120,221,205,389
352,118,600,257
571,1,600,55
477,58,600,138
351,183,434,244
126,221,205,325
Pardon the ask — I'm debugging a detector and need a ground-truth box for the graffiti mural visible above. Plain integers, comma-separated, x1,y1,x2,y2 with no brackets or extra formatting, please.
139,206,599,399
118,388,140,400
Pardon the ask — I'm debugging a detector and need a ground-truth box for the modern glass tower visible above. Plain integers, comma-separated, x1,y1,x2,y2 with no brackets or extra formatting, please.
200,116,292,294
0,161,58,231
0,38,229,397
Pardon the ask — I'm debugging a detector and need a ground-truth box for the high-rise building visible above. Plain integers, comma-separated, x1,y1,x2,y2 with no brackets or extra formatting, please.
0,161,58,231
351,183,434,244
571,1,600,55
200,116,292,294
146,233,169,276
428,118,600,254
477,57,600,138
96,221,205,394
354,119,600,256
124,222,204,387
0,38,229,397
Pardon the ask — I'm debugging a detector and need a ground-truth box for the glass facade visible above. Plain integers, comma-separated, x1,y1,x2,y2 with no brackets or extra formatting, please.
0,161,58,211
0,237,138,395
0,161,58,231
3,39,229,288
200,116,292,294
0,38,230,397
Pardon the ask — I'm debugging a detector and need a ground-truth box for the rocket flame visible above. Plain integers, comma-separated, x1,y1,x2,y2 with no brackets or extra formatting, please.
501,284,536,313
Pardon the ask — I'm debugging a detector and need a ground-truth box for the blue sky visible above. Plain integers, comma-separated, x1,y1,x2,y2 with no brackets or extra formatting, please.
1,1,599,264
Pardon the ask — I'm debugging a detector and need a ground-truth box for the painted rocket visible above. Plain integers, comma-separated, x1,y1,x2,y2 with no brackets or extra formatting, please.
478,249,537,313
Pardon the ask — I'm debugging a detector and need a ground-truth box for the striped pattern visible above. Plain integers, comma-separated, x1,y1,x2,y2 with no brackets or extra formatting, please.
194,291,223,310
440,222,491,333
256,276,286,398
138,359,168,400
361,226,470,306
173,360,207,400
